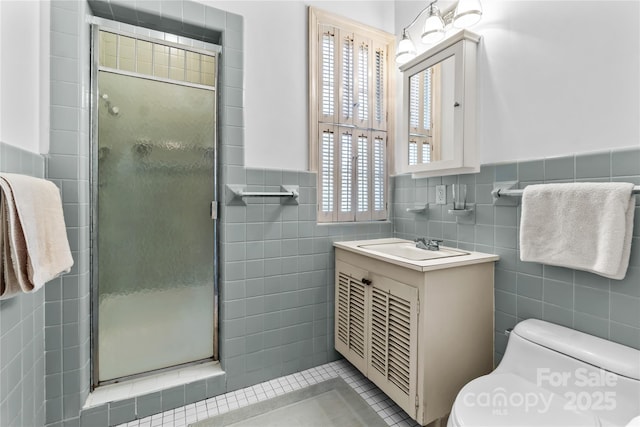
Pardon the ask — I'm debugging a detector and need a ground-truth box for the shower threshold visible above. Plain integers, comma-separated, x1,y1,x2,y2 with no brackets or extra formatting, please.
84,361,224,409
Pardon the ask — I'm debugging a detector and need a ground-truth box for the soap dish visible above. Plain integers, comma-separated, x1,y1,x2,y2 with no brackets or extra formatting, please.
447,208,473,216
406,204,428,214
446,203,475,224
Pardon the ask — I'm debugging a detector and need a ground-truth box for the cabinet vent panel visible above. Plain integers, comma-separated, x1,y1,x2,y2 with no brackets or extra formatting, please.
338,317,348,344
370,289,388,377
370,287,412,396
389,323,410,347
337,273,350,346
371,335,386,373
348,279,366,358
389,368,410,394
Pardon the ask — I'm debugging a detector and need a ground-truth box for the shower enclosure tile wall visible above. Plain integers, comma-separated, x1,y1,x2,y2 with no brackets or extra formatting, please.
392,147,640,362
46,2,92,424
46,0,231,424
0,142,47,427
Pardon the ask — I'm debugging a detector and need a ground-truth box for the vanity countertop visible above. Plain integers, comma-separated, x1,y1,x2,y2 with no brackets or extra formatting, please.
334,238,499,272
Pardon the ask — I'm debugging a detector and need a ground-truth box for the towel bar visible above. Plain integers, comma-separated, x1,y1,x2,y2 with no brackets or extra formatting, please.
493,184,640,199
225,184,299,205
234,190,298,198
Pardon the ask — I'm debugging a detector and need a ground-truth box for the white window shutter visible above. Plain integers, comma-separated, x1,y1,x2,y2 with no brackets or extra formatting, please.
372,42,387,131
422,140,432,164
371,131,387,220
353,36,370,129
319,25,337,124
409,139,418,166
355,132,372,221
339,32,354,126
311,9,392,223
318,125,337,222
337,127,355,222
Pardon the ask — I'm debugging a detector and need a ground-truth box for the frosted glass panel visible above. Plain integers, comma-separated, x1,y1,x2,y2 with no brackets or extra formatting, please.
97,71,215,381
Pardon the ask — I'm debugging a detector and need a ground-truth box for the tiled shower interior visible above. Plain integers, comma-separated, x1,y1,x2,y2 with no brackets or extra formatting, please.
0,1,639,427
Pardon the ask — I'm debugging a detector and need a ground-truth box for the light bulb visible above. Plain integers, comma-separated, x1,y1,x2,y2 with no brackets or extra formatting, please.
395,32,416,65
421,6,445,44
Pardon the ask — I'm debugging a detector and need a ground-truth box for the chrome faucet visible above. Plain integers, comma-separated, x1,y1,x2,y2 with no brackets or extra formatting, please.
415,238,442,251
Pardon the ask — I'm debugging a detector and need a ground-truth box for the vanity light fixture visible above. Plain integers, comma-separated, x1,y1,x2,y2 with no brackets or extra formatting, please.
396,29,417,65
453,0,483,28
421,3,446,45
395,0,483,66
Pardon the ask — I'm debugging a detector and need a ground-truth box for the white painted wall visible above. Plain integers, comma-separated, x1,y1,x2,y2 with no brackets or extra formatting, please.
0,2,3,142
0,0,50,154
476,0,639,164
400,0,640,167
202,0,640,170
201,0,395,171
2,0,637,164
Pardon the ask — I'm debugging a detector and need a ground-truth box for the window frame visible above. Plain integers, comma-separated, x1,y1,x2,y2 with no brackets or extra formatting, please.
309,7,395,223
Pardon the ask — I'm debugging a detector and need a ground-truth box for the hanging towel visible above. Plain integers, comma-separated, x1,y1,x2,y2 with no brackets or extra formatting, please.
0,173,73,299
520,182,636,280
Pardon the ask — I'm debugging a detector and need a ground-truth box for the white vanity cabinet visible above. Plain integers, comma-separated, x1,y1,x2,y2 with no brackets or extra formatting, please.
334,238,498,426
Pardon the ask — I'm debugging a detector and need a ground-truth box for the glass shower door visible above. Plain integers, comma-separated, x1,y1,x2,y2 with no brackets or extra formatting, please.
96,70,216,382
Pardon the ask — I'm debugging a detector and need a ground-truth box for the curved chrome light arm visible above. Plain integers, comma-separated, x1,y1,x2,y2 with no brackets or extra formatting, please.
402,1,438,33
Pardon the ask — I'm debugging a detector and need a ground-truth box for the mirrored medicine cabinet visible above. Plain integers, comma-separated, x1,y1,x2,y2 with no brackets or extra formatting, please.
398,30,480,178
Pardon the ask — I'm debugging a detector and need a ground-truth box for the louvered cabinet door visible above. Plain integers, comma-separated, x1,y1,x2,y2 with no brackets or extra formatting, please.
367,274,419,418
335,260,370,374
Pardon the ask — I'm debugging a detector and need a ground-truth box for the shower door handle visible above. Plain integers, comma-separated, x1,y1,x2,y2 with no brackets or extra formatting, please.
210,201,218,220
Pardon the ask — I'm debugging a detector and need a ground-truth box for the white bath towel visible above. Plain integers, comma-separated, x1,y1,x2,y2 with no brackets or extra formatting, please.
520,182,636,280
0,173,73,299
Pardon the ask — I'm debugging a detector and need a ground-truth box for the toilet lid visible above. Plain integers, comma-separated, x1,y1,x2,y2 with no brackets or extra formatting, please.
451,373,601,427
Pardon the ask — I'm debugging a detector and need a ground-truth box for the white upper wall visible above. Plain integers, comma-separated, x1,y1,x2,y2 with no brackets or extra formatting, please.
212,0,639,170
474,0,640,164
201,0,396,171
0,0,50,154
1,0,638,163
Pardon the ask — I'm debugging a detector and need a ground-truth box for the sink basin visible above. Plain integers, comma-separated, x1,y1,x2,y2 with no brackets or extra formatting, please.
357,242,468,261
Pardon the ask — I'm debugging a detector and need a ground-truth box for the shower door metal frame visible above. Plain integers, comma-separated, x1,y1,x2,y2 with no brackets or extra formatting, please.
89,24,221,389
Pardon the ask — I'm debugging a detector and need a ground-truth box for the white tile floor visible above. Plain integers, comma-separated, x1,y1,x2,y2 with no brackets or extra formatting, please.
117,359,422,427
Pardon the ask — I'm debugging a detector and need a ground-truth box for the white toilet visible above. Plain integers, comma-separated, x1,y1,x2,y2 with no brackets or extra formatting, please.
448,319,640,427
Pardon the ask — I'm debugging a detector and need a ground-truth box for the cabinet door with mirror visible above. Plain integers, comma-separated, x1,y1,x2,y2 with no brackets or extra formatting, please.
399,30,480,178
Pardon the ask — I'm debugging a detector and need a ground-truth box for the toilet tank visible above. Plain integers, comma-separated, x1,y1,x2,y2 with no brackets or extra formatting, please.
497,319,640,426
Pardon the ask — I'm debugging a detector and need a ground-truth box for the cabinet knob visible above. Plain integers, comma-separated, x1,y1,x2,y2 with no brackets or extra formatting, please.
361,278,372,286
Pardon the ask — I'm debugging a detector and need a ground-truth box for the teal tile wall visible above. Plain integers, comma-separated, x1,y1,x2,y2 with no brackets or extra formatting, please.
392,148,640,362
47,1,238,426
0,142,47,427
218,169,392,391
46,1,92,426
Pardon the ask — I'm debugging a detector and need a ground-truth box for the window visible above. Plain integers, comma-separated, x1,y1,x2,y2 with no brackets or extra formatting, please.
309,8,395,222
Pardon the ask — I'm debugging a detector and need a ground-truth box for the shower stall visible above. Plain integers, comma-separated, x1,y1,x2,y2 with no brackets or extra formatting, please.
90,27,219,385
